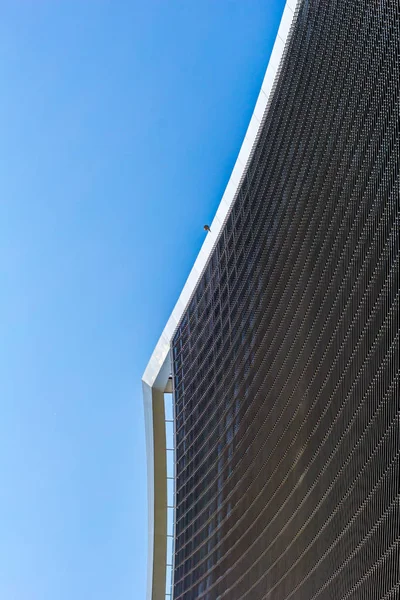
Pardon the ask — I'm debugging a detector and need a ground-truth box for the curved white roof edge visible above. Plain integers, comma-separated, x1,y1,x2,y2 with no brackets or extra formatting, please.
142,1,302,598
142,0,300,390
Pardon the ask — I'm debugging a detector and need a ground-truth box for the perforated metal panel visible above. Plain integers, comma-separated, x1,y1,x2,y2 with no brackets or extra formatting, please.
171,1,400,598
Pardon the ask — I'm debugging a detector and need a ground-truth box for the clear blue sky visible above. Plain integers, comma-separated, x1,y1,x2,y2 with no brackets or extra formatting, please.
0,1,285,598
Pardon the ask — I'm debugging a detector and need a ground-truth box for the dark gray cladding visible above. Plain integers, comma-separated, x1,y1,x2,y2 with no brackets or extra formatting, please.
171,0,400,598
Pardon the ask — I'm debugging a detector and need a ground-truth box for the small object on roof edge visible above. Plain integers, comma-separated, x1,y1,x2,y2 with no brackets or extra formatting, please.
204,224,211,233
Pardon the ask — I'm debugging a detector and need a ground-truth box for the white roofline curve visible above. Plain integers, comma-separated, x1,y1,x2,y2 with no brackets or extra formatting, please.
142,2,302,599
142,0,301,390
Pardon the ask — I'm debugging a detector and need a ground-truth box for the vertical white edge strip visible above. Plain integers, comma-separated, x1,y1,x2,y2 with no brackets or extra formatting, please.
143,350,171,600
143,380,155,600
142,2,302,599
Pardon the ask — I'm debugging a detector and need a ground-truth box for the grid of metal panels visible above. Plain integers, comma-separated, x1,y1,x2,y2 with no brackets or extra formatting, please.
171,0,400,598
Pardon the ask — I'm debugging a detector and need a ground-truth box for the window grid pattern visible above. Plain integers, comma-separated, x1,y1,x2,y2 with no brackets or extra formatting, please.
172,0,400,598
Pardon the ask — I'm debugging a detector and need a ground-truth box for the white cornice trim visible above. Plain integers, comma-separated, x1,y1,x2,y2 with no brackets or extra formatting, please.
142,2,303,599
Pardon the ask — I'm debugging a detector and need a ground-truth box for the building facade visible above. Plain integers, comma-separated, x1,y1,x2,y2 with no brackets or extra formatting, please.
143,1,400,599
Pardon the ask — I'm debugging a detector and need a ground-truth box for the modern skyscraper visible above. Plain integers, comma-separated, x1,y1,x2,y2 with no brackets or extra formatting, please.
143,1,400,598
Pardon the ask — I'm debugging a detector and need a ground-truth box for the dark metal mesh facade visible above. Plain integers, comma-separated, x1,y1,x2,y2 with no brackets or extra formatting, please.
171,1,400,598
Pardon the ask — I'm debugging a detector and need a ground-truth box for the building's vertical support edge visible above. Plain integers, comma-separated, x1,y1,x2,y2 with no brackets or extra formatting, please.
143,381,167,600
152,388,167,599
143,380,155,600
143,350,171,600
